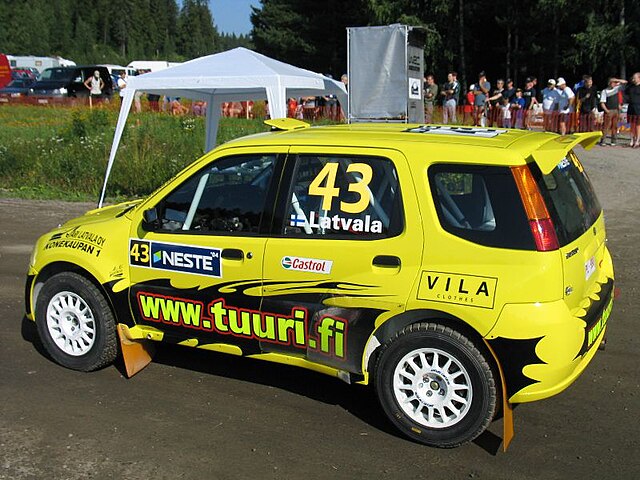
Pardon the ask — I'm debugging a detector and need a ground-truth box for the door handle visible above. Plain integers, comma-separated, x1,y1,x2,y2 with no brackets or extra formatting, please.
221,248,244,260
372,255,401,267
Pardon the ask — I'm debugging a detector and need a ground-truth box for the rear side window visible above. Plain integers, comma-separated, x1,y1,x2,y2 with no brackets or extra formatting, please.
429,164,535,250
534,153,602,246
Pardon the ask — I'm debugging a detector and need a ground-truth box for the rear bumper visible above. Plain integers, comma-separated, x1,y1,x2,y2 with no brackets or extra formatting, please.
486,278,614,403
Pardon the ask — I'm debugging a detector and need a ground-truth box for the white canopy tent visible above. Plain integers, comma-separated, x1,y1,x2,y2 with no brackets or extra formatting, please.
98,47,348,207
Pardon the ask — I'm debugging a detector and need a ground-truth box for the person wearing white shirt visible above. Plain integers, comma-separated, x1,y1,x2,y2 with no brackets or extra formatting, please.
556,77,575,135
541,79,560,131
117,72,127,104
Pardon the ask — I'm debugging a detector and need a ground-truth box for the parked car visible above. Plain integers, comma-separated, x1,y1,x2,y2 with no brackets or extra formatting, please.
25,121,613,448
28,65,113,98
0,77,36,97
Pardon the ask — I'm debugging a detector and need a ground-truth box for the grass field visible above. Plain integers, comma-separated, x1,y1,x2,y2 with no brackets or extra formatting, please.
0,105,271,201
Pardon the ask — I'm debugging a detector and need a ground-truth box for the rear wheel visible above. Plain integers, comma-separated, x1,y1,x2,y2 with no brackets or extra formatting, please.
375,322,497,448
35,272,117,371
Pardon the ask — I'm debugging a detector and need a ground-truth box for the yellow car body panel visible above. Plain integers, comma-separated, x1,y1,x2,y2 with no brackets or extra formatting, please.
26,123,613,407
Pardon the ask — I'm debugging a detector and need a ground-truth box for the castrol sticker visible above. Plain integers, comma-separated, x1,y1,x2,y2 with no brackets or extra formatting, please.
281,256,333,274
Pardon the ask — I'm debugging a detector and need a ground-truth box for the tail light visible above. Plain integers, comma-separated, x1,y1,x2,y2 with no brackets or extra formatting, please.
511,165,559,251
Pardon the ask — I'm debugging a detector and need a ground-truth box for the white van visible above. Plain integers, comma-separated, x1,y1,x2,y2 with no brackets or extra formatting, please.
127,61,180,73
100,64,137,77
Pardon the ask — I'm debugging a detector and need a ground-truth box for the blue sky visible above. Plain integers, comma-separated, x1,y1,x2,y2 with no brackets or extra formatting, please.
209,0,260,35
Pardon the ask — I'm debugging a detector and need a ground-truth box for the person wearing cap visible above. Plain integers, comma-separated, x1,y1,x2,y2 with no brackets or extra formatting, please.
522,77,538,130
599,76,628,146
503,78,516,102
512,88,526,129
556,77,575,135
541,79,560,132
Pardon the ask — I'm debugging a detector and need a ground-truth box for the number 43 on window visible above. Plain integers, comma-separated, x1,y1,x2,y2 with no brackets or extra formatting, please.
308,162,373,214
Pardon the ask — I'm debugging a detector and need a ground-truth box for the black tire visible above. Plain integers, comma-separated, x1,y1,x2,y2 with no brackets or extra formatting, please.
374,322,497,448
35,272,117,371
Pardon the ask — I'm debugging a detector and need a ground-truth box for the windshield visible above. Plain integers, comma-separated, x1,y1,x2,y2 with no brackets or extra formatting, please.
536,152,602,246
39,68,74,81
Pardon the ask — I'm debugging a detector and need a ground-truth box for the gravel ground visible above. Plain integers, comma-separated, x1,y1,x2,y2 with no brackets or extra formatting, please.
0,143,638,479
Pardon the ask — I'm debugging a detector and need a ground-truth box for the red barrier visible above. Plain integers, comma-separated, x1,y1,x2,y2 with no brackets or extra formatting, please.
0,95,111,108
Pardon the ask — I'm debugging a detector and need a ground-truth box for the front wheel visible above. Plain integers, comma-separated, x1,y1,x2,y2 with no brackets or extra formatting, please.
375,322,498,448
35,272,117,371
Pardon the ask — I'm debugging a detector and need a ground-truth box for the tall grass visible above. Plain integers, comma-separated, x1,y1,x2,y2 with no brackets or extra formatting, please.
0,105,270,201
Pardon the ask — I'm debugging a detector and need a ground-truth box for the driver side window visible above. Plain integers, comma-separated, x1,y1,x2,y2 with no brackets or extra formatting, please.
155,154,276,234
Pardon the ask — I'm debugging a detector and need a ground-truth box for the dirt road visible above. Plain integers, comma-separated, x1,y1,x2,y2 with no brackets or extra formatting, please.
1,145,638,479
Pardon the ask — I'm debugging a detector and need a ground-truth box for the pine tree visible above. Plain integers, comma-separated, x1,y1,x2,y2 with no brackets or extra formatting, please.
177,0,218,59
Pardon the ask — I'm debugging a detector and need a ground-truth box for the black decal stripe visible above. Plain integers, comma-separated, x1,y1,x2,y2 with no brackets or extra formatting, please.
104,280,136,327
488,336,545,398
575,278,614,358
127,278,388,373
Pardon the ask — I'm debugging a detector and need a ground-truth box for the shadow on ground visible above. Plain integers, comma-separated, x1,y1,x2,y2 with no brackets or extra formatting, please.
22,315,503,454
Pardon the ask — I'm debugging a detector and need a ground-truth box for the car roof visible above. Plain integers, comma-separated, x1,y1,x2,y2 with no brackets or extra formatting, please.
219,122,575,169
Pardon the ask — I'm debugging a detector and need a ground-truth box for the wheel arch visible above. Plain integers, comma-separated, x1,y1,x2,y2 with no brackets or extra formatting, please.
364,309,502,390
32,261,131,326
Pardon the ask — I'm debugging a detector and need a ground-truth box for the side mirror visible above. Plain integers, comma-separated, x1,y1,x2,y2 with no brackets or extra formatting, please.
142,207,160,231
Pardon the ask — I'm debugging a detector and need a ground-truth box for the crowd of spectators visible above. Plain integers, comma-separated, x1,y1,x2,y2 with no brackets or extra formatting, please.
21,65,638,146
424,71,640,147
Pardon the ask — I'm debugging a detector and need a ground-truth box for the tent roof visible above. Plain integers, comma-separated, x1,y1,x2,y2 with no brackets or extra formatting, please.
127,47,346,102
98,48,348,207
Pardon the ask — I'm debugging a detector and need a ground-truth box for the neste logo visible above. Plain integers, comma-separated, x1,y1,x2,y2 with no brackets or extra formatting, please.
150,241,222,278
280,256,332,274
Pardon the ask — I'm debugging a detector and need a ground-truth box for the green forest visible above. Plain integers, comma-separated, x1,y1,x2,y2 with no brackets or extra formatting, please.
0,0,251,65
1,0,638,88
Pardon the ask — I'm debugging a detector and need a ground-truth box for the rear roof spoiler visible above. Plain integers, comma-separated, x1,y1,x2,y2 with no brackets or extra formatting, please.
264,118,310,131
531,132,602,174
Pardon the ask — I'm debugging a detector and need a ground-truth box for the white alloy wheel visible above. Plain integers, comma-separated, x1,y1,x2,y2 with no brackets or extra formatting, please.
46,290,96,356
393,347,472,428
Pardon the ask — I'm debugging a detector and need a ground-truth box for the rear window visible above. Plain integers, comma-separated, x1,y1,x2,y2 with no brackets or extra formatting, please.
429,164,535,250
534,152,602,246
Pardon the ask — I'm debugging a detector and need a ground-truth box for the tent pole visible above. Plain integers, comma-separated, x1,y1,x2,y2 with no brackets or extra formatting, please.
205,96,222,152
98,89,135,208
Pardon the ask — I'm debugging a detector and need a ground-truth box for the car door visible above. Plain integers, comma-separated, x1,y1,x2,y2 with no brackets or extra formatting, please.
261,147,423,374
128,149,285,354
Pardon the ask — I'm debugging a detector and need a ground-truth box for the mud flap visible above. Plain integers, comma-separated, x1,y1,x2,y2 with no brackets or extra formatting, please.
117,324,155,378
501,387,514,452
483,339,515,452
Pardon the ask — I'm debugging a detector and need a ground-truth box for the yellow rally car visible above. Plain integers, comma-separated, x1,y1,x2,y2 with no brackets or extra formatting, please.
25,121,614,448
